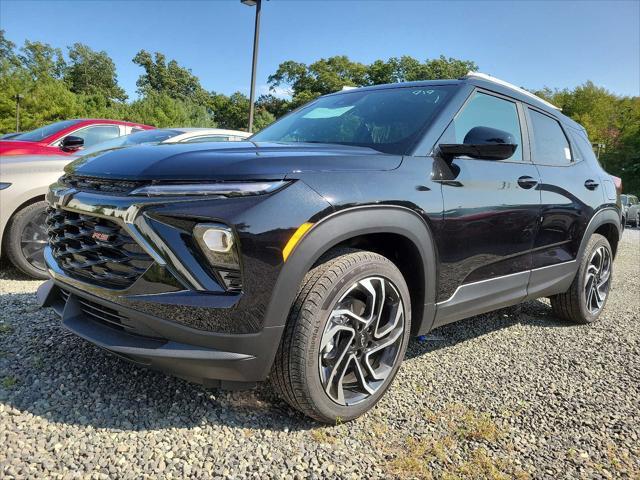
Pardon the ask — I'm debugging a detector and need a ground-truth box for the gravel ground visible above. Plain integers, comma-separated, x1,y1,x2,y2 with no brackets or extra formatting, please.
1,229,638,479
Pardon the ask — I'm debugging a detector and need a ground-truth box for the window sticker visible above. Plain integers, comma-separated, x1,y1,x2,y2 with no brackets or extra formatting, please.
303,106,354,119
564,147,571,160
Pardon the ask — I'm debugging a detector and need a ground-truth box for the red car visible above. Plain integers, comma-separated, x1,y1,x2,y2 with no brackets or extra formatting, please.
0,119,154,156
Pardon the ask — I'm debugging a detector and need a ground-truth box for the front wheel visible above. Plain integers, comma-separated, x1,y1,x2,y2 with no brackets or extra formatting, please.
271,248,411,423
550,234,613,324
4,201,50,279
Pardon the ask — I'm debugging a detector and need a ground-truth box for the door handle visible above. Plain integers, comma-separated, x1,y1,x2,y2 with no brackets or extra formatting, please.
517,176,538,189
584,179,599,190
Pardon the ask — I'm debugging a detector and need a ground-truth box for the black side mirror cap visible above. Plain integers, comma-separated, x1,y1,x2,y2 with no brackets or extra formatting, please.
439,143,517,162
438,126,517,161
60,135,84,152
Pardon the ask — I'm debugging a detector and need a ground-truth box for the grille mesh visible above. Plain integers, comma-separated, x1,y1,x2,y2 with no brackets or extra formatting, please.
47,207,153,289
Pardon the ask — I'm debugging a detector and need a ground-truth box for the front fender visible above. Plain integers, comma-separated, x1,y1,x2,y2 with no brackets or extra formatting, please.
263,205,438,335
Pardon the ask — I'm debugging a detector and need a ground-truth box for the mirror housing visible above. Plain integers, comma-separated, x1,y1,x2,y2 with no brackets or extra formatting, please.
60,135,84,152
438,126,517,162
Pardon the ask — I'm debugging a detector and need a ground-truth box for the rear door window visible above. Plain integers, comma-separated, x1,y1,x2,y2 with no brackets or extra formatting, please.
72,125,122,147
528,109,572,166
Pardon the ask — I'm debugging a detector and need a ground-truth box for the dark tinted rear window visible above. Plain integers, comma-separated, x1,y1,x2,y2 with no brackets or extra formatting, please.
528,109,572,165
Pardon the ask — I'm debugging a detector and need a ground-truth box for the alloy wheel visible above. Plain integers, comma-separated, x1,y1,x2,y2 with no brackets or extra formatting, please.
319,276,405,406
20,209,48,272
584,245,611,314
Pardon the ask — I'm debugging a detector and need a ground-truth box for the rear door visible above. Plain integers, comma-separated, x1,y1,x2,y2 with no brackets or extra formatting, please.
525,108,603,270
435,90,541,318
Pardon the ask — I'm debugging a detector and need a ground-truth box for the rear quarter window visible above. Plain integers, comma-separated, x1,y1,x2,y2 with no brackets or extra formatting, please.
528,109,572,166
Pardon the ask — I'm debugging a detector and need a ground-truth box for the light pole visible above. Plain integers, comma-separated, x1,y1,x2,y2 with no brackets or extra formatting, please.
15,94,23,132
241,0,262,133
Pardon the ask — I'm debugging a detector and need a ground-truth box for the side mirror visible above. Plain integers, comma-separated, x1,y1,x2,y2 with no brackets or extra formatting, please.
60,135,84,152
439,126,517,162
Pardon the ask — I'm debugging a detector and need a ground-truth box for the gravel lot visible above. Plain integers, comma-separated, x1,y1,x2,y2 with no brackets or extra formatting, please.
1,229,638,479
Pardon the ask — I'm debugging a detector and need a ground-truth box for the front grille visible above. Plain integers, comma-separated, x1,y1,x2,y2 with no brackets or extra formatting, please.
47,207,153,288
60,174,147,195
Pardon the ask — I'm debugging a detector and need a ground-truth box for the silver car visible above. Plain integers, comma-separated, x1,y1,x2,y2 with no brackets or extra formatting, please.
621,194,639,228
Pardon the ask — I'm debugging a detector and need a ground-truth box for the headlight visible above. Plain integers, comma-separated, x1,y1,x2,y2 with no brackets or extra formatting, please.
0,183,11,190
130,181,288,197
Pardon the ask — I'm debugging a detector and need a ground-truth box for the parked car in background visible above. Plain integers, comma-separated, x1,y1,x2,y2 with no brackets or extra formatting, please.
0,128,250,278
621,194,639,227
38,73,621,423
0,119,154,156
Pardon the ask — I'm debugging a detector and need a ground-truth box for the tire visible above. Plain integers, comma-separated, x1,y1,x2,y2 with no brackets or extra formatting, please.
634,213,639,228
550,233,613,324
271,248,411,423
4,200,50,279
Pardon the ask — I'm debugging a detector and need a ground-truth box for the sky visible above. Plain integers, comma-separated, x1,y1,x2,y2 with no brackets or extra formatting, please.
1,0,639,99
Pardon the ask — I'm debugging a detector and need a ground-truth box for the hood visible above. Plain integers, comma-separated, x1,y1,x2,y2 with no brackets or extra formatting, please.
65,142,402,181
0,140,65,156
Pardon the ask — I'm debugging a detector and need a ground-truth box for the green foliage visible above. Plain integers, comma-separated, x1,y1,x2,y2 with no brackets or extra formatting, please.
128,92,214,128
65,43,127,101
268,54,478,107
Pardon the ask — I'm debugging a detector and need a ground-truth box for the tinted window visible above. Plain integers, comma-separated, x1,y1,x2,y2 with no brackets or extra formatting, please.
182,135,230,143
12,119,82,142
251,86,453,155
443,92,523,161
79,129,180,156
72,125,121,147
528,109,572,165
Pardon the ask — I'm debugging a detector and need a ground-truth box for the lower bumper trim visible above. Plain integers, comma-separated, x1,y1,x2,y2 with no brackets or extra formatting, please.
37,279,282,388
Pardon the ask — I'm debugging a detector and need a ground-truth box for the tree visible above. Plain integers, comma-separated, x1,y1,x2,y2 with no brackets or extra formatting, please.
128,92,214,128
133,50,208,104
18,40,66,80
65,43,127,102
268,55,478,107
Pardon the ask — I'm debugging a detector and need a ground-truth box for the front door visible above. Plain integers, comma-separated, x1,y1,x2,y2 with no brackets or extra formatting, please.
434,91,541,324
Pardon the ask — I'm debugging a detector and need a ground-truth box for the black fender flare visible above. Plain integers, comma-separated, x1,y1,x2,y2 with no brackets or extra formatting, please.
577,207,621,260
263,205,438,335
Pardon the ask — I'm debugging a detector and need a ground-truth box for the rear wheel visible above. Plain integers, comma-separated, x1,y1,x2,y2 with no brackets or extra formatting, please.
271,248,411,423
550,234,612,324
5,201,49,279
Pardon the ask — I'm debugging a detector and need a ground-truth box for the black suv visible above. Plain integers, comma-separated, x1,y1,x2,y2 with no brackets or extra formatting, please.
38,74,621,423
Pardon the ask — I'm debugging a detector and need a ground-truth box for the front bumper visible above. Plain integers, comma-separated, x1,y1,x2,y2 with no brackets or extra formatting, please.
38,278,284,387
38,180,332,386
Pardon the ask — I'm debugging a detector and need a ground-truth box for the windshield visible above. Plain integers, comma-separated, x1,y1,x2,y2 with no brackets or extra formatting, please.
79,129,181,156
621,195,628,206
11,119,82,142
251,86,453,154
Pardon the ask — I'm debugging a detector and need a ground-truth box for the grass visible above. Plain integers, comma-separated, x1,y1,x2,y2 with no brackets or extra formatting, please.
0,322,13,335
384,404,530,480
2,376,18,389
310,428,338,445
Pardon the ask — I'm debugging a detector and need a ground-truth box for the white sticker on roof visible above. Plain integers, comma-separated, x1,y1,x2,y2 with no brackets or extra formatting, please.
303,106,354,119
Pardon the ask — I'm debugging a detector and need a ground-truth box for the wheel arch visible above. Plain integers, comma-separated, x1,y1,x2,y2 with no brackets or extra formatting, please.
1,194,46,259
579,207,621,260
263,205,438,335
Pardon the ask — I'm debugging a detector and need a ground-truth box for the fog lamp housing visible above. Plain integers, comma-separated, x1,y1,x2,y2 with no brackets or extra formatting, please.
193,224,242,289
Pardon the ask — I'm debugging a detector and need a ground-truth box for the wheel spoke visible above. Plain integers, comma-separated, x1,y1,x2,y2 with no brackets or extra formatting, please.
319,275,405,406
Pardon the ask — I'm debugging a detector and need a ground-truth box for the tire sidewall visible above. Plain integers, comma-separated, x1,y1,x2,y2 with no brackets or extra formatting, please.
575,235,612,323
6,201,49,279
301,257,411,422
